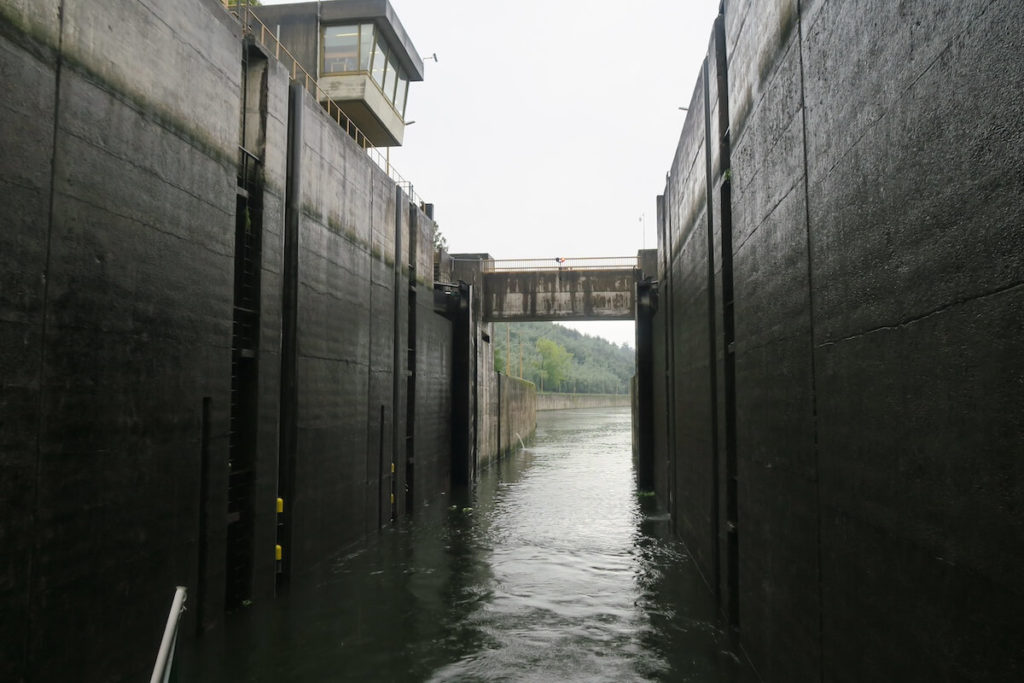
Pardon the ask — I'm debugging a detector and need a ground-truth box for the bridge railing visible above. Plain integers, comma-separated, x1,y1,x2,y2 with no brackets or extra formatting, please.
482,257,638,273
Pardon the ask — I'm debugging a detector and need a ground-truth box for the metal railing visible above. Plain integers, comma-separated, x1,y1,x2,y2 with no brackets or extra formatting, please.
150,586,187,683
223,2,421,205
481,257,639,273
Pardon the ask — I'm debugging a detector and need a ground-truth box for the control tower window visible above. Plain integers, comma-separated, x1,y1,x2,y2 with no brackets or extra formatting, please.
394,74,408,116
322,22,410,117
323,26,357,73
323,24,375,74
384,52,399,102
370,39,388,86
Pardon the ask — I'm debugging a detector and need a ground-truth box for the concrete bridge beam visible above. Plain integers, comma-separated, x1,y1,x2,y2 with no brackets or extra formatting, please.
482,268,638,322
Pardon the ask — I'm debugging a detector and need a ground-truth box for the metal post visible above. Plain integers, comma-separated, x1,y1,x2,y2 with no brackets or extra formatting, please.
150,586,187,683
391,184,404,521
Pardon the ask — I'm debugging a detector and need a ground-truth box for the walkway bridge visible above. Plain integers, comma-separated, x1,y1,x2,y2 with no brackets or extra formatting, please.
478,256,646,322
439,251,660,490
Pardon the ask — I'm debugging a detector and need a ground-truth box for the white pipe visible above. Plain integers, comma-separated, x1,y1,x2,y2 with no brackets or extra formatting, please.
150,586,187,683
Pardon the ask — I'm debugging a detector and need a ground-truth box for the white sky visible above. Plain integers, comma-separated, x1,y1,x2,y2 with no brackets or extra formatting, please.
263,0,722,346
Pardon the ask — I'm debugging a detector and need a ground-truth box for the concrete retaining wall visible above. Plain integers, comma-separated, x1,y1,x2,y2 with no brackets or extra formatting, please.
0,2,452,680
495,375,537,460
476,368,536,471
537,393,629,411
650,1,1024,680
447,258,538,471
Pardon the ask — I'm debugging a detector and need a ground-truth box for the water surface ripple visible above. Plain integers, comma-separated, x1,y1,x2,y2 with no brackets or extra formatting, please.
182,407,750,682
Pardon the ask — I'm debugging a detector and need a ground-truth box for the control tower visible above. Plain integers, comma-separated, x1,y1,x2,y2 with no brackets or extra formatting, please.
253,0,425,146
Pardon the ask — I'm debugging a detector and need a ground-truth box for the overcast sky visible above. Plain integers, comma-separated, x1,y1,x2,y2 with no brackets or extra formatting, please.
262,0,722,346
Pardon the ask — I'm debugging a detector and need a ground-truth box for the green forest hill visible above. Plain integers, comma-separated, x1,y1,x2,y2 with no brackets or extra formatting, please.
492,322,635,395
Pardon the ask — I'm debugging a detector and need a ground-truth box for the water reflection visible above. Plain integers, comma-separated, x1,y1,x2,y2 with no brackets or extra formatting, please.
180,407,749,681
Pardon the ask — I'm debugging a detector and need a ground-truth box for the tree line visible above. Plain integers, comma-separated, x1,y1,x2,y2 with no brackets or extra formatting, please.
492,322,634,394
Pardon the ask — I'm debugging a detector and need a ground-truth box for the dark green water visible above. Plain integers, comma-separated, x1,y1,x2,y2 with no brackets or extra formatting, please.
180,407,750,681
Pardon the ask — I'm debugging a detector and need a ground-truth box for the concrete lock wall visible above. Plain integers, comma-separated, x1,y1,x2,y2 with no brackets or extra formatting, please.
494,375,537,460
0,0,241,679
650,1,1024,681
448,256,537,472
474,334,537,471
284,66,447,564
537,393,629,411
0,1,454,680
